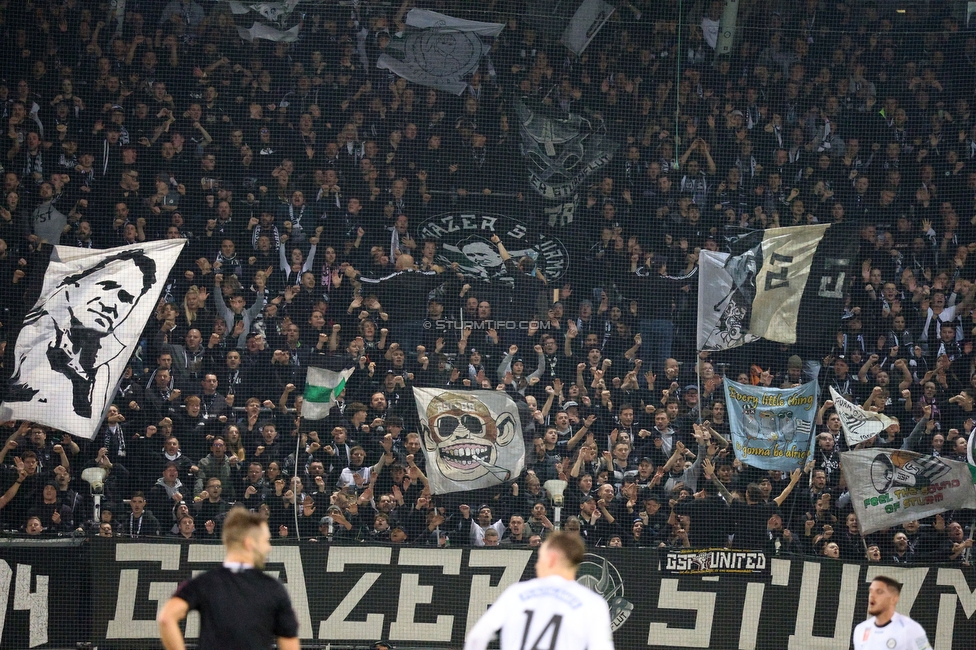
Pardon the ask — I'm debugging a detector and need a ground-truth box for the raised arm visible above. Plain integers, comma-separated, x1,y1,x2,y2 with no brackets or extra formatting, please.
566,415,596,453
901,406,931,452
773,468,803,507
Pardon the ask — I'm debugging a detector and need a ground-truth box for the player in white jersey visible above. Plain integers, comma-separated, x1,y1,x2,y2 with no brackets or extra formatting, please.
465,531,615,650
853,576,932,650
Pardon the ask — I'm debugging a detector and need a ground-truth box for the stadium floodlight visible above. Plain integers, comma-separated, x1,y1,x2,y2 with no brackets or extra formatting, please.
82,467,107,523
543,479,568,527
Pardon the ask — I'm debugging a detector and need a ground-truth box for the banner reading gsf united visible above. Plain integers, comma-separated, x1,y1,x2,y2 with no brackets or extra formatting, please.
413,388,525,494
724,378,817,471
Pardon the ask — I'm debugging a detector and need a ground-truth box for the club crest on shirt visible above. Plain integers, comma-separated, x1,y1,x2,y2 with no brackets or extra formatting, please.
575,554,633,632
887,638,897,648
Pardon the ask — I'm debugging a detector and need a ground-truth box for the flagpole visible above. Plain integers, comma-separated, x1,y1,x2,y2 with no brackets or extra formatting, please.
294,414,302,541
696,350,704,425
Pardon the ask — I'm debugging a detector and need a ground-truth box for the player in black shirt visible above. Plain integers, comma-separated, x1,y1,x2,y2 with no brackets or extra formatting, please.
157,507,300,650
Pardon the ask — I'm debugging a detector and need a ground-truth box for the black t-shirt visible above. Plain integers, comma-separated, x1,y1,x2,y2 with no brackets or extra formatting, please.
674,497,730,548
174,567,299,649
731,501,781,550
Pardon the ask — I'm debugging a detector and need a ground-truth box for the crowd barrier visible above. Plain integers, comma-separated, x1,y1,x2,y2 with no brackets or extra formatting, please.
0,538,973,648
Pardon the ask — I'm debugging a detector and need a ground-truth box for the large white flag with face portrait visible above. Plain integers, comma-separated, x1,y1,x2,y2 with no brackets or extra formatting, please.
413,388,525,495
1,240,185,439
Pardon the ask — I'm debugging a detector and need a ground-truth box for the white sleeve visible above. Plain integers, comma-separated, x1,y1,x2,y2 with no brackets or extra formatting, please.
906,619,931,650
587,596,616,650
463,586,513,650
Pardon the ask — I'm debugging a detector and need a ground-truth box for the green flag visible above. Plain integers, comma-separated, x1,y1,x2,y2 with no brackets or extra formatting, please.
303,367,354,420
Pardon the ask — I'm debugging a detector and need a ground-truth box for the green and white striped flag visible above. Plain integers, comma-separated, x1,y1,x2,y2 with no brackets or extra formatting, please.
303,367,354,420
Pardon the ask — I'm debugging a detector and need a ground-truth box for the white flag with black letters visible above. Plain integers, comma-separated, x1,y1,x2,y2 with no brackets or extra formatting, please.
697,224,831,350
1,240,185,439
829,386,895,446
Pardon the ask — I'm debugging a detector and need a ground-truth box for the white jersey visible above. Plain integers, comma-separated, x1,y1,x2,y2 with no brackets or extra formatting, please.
853,612,931,650
464,575,615,650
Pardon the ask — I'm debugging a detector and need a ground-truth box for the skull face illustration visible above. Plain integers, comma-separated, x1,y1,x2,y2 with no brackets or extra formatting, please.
422,392,517,481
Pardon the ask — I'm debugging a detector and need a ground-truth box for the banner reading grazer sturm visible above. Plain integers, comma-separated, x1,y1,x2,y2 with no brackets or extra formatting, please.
1,240,185,439
413,388,525,494
724,378,817,471
415,212,569,286
829,386,895,447
377,9,504,96
841,449,976,535
85,542,976,650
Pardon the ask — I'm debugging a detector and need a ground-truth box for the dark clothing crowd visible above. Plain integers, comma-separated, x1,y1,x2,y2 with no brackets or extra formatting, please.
0,0,971,566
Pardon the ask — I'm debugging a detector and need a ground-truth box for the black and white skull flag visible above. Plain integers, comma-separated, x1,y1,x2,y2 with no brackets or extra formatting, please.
515,98,618,227
413,388,525,495
1,240,185,439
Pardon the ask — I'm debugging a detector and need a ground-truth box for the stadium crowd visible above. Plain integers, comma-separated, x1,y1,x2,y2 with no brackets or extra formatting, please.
0,0,972,567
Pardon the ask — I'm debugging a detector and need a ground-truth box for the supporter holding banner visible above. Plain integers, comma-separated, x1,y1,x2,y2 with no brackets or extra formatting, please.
841,449,976,535
724,378,817,471
1,240,185,440
413,388,524,494
829,386,896,447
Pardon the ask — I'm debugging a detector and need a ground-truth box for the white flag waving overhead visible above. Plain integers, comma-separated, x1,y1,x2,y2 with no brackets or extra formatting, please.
697,250,761,351
237,22,300,43
413,388,525,495
697,224,849,350
829,386,895,446
2,240,185,439
841,449,976,535
303,367,354,420
377,9,505,95
561,0,616,55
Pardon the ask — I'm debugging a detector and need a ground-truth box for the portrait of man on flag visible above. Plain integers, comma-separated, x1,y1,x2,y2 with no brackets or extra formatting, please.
1,240,185,439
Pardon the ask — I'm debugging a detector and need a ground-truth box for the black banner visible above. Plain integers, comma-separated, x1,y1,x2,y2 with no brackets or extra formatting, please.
663,548,770,576
0,538,89,649
1,540,975,649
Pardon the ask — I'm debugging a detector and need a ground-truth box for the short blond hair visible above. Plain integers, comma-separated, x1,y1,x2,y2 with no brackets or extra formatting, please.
221,506,266,548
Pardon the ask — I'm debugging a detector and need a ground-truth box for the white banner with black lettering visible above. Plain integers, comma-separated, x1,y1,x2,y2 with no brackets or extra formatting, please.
829,386,895,446
697,224,829,349
841,449,976,535
413,388,524,494
1,240,185,439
